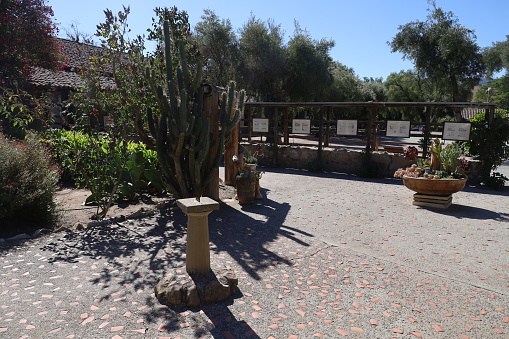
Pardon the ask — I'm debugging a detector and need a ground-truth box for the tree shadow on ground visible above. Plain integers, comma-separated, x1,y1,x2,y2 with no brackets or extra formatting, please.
422,203,509,221
209,190,304,280
140,289,261,338
35,190,304,337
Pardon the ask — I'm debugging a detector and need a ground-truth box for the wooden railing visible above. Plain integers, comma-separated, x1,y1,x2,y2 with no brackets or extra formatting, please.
241,102,496,166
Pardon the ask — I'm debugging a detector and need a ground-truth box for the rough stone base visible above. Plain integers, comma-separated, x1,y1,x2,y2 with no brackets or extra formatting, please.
154,268,238,308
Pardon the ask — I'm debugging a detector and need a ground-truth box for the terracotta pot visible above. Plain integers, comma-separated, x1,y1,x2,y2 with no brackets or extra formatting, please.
236,178,256,204
402,176,467,195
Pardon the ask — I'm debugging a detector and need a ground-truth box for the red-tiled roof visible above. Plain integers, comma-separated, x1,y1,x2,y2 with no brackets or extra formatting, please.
29,38,115,89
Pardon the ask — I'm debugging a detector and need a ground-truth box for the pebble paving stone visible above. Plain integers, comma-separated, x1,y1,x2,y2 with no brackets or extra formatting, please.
1,165,508,338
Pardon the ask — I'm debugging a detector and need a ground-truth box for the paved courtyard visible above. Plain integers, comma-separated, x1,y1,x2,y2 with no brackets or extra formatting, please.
1,165,508,338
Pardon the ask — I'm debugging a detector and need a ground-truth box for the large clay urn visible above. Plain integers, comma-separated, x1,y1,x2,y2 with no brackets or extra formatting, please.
402,176,467,195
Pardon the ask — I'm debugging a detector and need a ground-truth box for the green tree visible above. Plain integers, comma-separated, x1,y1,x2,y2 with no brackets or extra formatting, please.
286,23,334,102
484,35,509,77
474,77,509,110
193,9,238,87
238,16,288,102
385,70,449,120
325,62,363,101
360,77,387,102
464,111,509,182
147,6,201,81
92,5,153,136
389,1,485,120
68,6,246,200
482,36,509,110
0,0,62,83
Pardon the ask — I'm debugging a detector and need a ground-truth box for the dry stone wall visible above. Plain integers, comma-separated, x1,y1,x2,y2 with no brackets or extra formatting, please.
241,143,412,177
241,143,482,182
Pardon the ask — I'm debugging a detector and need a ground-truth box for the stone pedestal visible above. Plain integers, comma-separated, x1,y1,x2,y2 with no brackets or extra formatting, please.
155,197,238,307
412,193,452,209
154,268,238,308
177,197,219,275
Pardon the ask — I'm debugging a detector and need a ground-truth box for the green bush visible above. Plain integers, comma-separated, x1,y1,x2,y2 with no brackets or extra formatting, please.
463,110,509,188
123,143,164,196
0,133,59,225
45,130,164,198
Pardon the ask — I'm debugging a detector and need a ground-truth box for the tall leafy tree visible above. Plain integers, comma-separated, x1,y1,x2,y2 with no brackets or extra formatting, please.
92,5,151,135
0,0,62,83
193,9,238,87
389,1,485,120
286,23,334,102
325,62,363,102
474,78,509,110
385,70,449,120
360,77,387,102
484,35,509,77
238,16,288,102
482,36,509,110
148,6,201,75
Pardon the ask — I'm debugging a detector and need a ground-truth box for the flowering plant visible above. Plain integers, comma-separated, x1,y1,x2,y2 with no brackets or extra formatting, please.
394,139,465,180
0,133,59,225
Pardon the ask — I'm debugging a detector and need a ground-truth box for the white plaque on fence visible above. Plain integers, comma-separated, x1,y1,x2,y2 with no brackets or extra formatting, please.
252,118,269,133
442,122,471,141
292,119,311,134
336,120,358,136
386,120,411,137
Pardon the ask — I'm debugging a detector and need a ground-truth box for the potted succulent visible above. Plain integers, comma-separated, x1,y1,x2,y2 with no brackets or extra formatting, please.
394,139,467,196
242,147,264,170
244,152,258,171
233,154,264,204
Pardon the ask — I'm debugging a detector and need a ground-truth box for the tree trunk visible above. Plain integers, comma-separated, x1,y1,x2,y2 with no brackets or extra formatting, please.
450,74,462,122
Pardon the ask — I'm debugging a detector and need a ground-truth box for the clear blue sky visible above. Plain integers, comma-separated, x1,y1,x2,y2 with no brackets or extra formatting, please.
49,0,509,80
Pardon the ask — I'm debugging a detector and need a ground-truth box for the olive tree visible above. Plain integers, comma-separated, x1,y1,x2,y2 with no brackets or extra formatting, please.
238,16,288,102
193,9,238,87
484,35,509,77
389,1,485,120
286,23,334,102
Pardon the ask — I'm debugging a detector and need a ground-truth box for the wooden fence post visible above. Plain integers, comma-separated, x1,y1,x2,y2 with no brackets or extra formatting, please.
366,106,377,152
423,107,431,158
273,107,279,167
224,98,240,186
487,107,495,125
247,106,252,141
318,107,324,166
284,107,289,145
324,107,331,147
203,86,220,200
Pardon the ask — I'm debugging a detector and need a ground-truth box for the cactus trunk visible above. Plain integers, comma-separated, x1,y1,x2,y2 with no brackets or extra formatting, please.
144,19,244,199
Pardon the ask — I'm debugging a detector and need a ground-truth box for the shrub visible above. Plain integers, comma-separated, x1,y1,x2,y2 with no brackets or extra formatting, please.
358,149,380,178
0,133,59,225
45,130,164,195
463,110,509,188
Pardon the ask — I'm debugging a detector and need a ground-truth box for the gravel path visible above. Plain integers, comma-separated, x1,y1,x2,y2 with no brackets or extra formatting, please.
1,165,508,338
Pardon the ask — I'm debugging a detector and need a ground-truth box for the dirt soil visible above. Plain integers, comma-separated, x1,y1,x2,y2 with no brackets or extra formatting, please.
0,183,237,239
55,182,237,227
54,187,175,227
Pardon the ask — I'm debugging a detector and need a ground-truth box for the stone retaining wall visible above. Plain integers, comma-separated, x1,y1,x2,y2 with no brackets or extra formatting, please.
241,143,482,182
241,143,412,177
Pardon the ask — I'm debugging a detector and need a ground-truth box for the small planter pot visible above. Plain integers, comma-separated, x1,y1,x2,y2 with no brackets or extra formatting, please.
235,177,256,205
244,163,257,171
402,176,468,195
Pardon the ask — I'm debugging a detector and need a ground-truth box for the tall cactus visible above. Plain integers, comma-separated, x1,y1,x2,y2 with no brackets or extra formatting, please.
145,19,244,199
